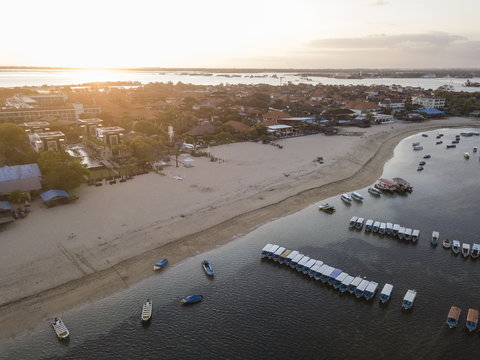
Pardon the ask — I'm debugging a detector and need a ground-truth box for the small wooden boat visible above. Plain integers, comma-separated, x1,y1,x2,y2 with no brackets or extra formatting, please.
278,249,292,264
355,218,365,229
308,260,324,277
153,258,168,270
314,264,330,280
202,260,214,275
272,247,286,262
51,317,69,339
347,276,363,293
392,224,400,236
452,240,461,254
380,283,393,303
452,140,460,144
436,141,443,145
466,309,479,331
341,193,353,204
296,256,311,272
332,272,348,288
461,243,471,258
386,222,393,234
474,146,478,152
326,268,343,284
413,146,423,150
290,253,304,268
446,144,456,148
417,166,424,171
422,134,428,137
412,141,420,146
423,155,431,159
464,152,470,159
319,203,336,214
339,275,355,292
430,231,439,245
398,227,406,240
181,294,203,304
443,239,452,249
266,245,280,259
351,192,364,201
141,299,152,322
447,306,461,328
379,222,387,235
402,289,417,309
404,228,413,241
368,187,382,196
372,221,381,233
419,161,426,166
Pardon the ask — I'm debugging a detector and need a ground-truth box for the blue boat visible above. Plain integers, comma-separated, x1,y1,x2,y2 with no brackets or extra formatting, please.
314,264,330,280
354,280,370,298
364,282,378,300
339,275,355,292
348,276,363,294
402,290,417,309
301,258,318,274
295,256,311,272
466,309,478,331
267,245,280,259
201,260,214,276
422,134,428,137
261,243,274,258
320,267,336,283
284,250,299,266
308,261,324,277
436,141,443,145
368,187,382,196
446,144,456,148
380,283,393,303
327,268,343,285
181,294,203,304
272,247,287,262
447,306,461,328
332,272,348,288
153,258,168,270
417,166,424,171
452,140,459,144
290,254,304,268
419,161,426,166
423,155,431,158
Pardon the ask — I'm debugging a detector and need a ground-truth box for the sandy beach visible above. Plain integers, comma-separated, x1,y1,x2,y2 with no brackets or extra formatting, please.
0,117,477,341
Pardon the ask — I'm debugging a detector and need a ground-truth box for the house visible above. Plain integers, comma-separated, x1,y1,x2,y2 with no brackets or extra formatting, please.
95,127,125,145
224,120,251,133
29,131,67,152
262,110,291,122
344,102,382,115
411,95,445,109
0,164,42,196
40,189,70,208
186,123,216,137
78,118,104,135
0,201,14,224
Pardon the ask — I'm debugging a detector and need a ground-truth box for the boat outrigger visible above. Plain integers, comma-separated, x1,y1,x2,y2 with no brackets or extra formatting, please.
447,306,461,328
51,317,69,339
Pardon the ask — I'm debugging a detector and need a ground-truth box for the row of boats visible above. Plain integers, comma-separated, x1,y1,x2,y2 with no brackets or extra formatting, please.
447,306,479,331
442,239,480,258
52,258,212,339
261,244,417,308
349,216,420,241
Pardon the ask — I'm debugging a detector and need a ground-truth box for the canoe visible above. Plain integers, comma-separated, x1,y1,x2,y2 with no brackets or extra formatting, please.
181,294,203,304
153,258,168,270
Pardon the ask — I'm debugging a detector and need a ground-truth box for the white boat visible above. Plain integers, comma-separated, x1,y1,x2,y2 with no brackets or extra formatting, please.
355,217,365,229
404,228,413,241
341,193,353,204
266,245,280,259
402,290,417,309
301,258,317,274
452,240,461,254
392,224,400,236
386,222,393,235
443,239,452,248
351,192,364,201
380,283,393,303
372,221,381,233
290,253,304,268
368,187,382,196
462,243,471,258
261,244,274,258
339,275,355,292
333,272,349,288
464,152,470,159
318,265,335,282
364,281,379,300
411,229,420,242
308,260,324,277
314,264,330,280
365,219,374,232
284,250,299,266
141,299,153,322
398,227,406,240
348,276,364,293
51,317,69,339
272,247,286,262
355,280,370,298
349,216,359,227
471,244,480,258
474,146,478,152
379,222,387,235
413,146,423,150
412,142,420,146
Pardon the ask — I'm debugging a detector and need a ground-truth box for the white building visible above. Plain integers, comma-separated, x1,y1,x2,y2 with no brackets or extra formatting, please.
411,96,445,109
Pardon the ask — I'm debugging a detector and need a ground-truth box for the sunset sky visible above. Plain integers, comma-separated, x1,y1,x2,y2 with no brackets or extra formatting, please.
2,0,479,69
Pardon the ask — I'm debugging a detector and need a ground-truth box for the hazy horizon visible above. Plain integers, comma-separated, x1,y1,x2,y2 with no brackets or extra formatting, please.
2,0,479,69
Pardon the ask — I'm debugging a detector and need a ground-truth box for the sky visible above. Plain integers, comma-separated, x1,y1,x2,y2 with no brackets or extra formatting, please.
2,0,479,69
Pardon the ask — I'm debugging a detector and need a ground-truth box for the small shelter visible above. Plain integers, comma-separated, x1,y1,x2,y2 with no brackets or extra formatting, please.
40,189,71,208
0,201,14,224
0,164,42,196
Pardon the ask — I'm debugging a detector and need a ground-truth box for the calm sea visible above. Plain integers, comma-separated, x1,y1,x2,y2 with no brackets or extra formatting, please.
0,69,479,93
2,128,480,360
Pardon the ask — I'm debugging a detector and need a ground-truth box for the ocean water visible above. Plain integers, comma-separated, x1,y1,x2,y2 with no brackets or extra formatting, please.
2,128,480,360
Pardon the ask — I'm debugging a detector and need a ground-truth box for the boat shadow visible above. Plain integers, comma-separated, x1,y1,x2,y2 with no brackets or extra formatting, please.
57,337,71,346
141,319,152,328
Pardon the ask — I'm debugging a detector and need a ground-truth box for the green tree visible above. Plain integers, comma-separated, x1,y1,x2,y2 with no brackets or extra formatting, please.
365,113,375,123
37,150,71,175
7,189,29,204
43,160,90,191
133,121,158,135
185,136,194,144
0,123,29,151
129,136,155,161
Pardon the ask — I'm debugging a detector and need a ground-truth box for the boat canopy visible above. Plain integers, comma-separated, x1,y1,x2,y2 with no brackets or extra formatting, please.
412,229,420,236
321,266,335,277
448,306,461,320
328,268,343,279
335,272,348,283
356,218,365,224
280,249,292,258
356,280,370,292
365,219,374,226
350,276,363,288
386,222,393,229
392,177,410,186
273,247,286,256
403,290,417,302
467,309,479,323
262,243,274,252
378,178,397,187
309,264,322,273
393,224,400,231
462,243,471,250
452,240,461,247
316,264,329,274
380,283,393,296
432,231,439,238
472,244,480,251
303,259,317,269
297,256,311,267
373,221,381,227
286,250,299,260
267,245,280,254
341,275,355,286
365,282,378,294
380,223,386,229
349,216,359,224
290,254,304,264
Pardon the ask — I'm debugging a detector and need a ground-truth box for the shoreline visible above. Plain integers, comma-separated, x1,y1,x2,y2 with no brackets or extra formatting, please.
0,118,477,342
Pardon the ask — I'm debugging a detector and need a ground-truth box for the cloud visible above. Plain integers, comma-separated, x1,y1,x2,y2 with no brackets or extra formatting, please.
366,0,388,6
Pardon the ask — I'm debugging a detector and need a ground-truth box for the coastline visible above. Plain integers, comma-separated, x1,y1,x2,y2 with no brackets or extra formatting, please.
0,118,477,342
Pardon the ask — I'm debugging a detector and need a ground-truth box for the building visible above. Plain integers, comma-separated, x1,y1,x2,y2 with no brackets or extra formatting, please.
378,99,406,110
411,96,445,109
0,104,101,123
18,121,51,133
78,118,104,135
95,127,124,145
0,164,42,196
5,93,68,109
29,131,67,152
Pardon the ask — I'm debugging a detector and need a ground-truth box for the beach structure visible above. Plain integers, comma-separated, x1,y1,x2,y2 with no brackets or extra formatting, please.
0,164,42,196
40,189,71,208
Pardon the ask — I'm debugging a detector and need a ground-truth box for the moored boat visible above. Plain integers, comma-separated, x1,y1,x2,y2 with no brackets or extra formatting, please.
341,193,353,204
412,141,420,146
379,222,386,235
314,264,330,280
355,217,365,229
364,281,378,300
474,146,478,152
319,266,335,282
398,227,406,240
392,224,400,236
141,299,152,322
301,258,317,274
339,275,355,292
278,249,292,264
471,243,480,258
51,317,69,339
423,155,431,159
326,268,343,285
452,240,461,254
466,309,479,331
365,219,374,232
284,250,299,266
413,146,423,150
290,253,304,268
181,294,203,304
452,140,459,144
402,290,417,309
380,283,393,303
378,178,400,192
404,228,412,241
422,134,428,137
354,279,370,298
461,243,470,258
372,221,381,233
272,247,287,262
349,216,359,228
308,260,324,277
296,256,311,271
319,203,336,214
446,144,456,148
261,244,274,258
436,141,443,145
153,258,168,270
411,229,420,242
368,187,382,196
419,161,426,166
266,245,280,259
333,272,348,288
430,231,439,245
201,260,214,276
442,239,451,248
464,152,470,159
347,276,363,293
417,166,424,171
392,177,413,192
351,192,364,201
386,222,393,234
447,306,461,328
